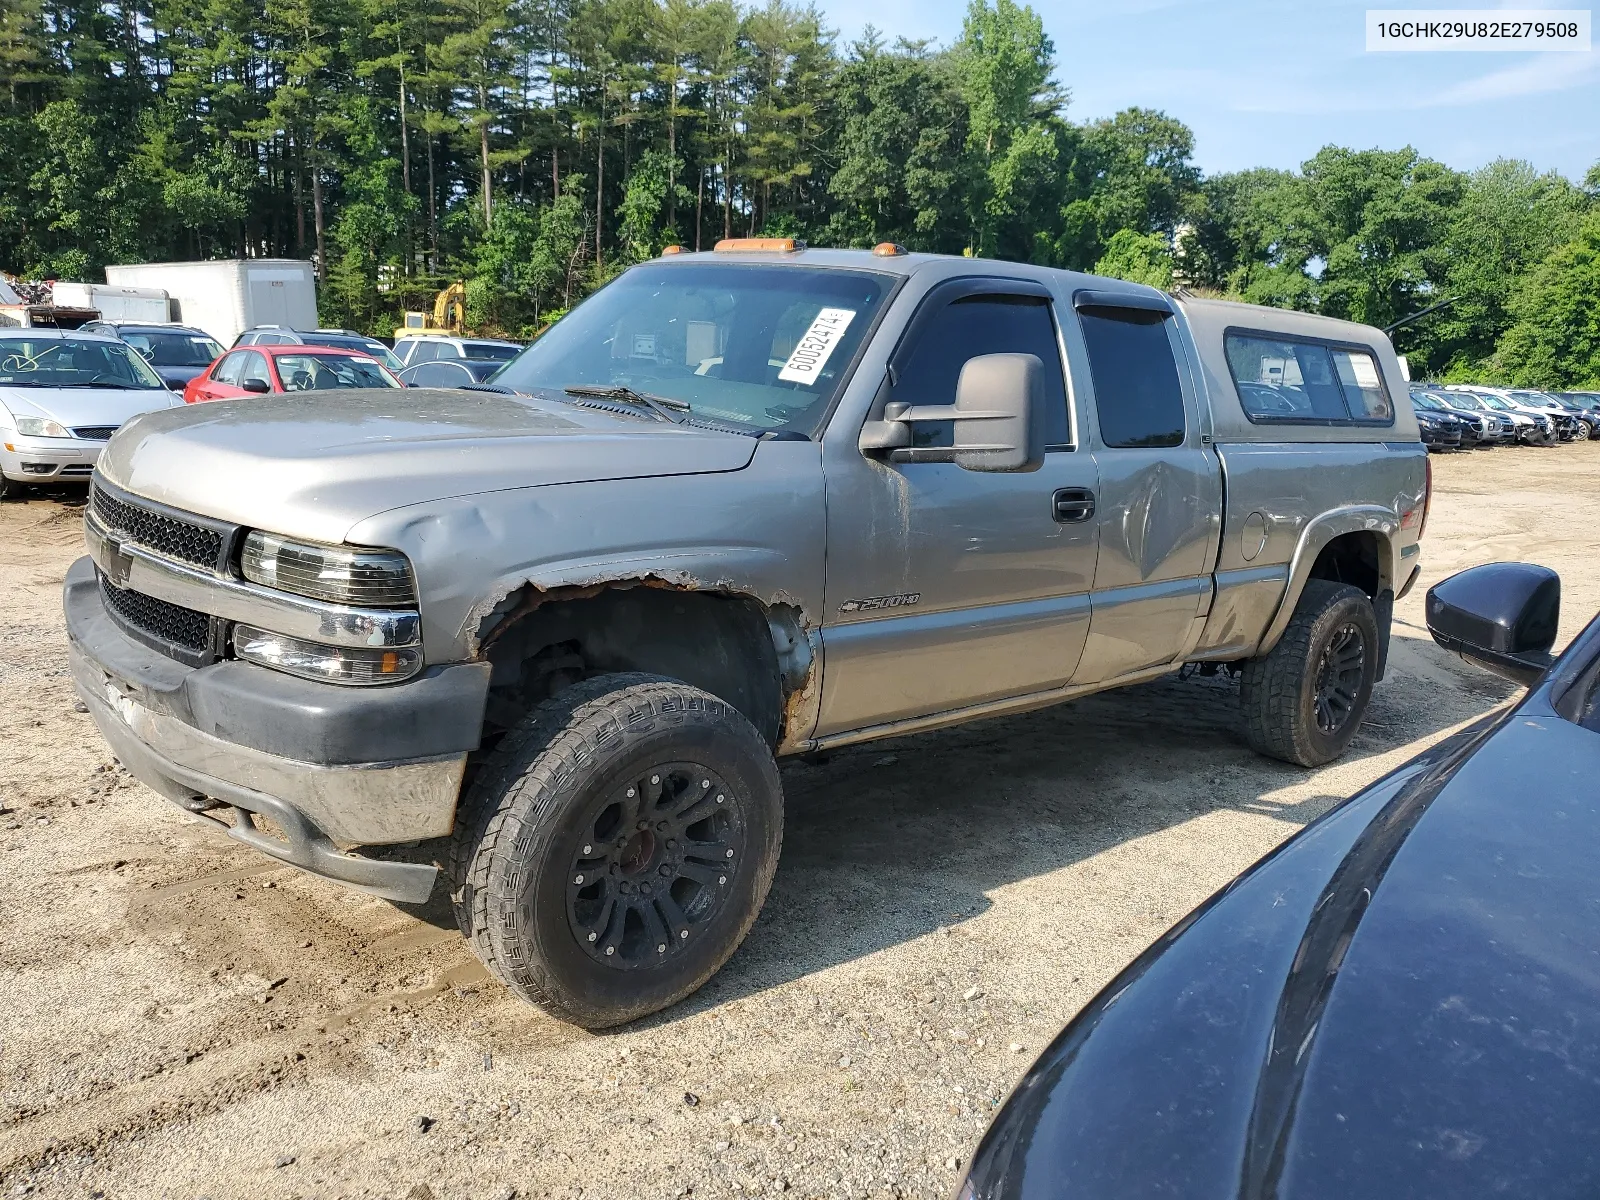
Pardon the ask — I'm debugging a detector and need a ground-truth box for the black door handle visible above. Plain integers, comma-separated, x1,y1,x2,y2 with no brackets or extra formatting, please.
1052,488,1096,523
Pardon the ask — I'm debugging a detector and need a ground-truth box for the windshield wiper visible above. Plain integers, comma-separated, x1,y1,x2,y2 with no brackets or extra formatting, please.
563,384,688,424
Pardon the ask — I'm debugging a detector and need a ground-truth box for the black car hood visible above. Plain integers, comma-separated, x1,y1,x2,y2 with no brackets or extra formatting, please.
966,679,1600,1198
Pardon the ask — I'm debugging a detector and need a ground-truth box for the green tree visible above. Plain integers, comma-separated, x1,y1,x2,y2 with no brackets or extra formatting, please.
1495,212,1600,388
1296,145,1463,330
953,0,1064,259
825,33,969,251
616,148,685,259
1093,227,1172,288
1423,159,1589,375
1057,107,1200,268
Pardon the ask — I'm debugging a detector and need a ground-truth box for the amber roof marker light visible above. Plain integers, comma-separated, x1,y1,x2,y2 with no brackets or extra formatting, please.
659,244,685,255
872,242,908,257
713,237,805,253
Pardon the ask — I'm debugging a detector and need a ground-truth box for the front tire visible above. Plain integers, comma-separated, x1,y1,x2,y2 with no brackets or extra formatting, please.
449,673,783,1029
1240,580,1379,767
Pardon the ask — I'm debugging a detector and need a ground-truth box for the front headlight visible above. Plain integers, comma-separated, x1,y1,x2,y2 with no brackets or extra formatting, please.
13,417,70,438
233,624,422,685
241,532,416,607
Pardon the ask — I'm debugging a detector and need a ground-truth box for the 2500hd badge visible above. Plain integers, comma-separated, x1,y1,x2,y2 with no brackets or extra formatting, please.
839,592,921,614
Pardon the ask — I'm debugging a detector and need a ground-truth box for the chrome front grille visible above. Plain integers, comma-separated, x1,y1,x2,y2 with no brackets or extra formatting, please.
90,479,226,570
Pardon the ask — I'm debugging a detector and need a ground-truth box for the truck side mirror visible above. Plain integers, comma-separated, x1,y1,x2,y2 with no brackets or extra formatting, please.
857,353,1045,474
1426,562,1560,687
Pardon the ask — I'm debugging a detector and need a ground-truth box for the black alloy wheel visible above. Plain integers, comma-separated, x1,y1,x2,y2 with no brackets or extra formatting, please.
1240,580,1381,767
1313,622,1367,735
449,673,783,1028
568,762,745,968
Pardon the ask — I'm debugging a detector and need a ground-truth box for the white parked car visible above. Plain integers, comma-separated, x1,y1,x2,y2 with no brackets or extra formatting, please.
0,329,184,498
393,335,522,369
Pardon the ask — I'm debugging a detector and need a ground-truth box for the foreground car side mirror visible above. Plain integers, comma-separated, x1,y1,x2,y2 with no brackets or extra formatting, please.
1426,562,1560,687
240,378,271,394
858,352,1045,474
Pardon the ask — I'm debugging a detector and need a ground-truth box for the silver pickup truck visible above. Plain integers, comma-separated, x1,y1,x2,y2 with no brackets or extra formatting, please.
66,244,1428,1027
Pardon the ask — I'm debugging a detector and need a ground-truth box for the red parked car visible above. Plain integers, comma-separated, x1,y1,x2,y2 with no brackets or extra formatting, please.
184,344,404,403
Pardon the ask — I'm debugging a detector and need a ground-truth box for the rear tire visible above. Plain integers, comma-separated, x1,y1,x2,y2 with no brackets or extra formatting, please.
449,673,783,1029
1240,580,1379,767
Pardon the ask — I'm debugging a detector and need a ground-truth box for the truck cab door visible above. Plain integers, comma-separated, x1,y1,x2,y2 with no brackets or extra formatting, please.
1067,293,1223,684
815,279,1101,737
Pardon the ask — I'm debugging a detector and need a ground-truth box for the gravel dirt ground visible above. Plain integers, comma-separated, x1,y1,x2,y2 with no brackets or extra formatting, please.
3,444,1598,1200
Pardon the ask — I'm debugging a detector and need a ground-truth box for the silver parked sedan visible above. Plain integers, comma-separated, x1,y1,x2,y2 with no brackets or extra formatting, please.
0,329,184,497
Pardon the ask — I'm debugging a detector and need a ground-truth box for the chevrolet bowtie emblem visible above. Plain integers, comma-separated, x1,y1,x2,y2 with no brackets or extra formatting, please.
103,534,134,589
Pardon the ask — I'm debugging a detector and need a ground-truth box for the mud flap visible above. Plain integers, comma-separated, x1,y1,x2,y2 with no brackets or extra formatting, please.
1374,588,1394,681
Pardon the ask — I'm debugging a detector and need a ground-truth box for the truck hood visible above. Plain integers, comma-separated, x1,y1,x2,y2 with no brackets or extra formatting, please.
95,387,759,544
0,384,183,431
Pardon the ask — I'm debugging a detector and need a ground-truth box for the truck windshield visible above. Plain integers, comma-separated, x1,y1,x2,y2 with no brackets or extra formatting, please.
121,330,224,367
492,262,893,434
0,337,167,389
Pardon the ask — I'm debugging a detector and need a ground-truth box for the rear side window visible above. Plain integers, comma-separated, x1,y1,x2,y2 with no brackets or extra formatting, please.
213,352,246,385
1226,333,1394,425
893,294,1072,449
1077,307,1186,448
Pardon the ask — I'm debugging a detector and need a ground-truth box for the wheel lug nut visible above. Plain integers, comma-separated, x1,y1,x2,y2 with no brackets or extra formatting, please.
574,874,584,885
718,875,726,885
605,946,615,956
587,932,597,942
716,794,724,804
657,944,666,954
583,844,592,854
657,821,669,831
666,839,677,851
701,779,710,789
659,864,672,876
626,787,635,797
679,929,689,939
725,849,734,858
650,775,660,785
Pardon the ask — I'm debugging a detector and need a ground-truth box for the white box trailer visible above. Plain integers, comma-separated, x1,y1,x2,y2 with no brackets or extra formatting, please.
50,281,172,324
103,260,318,346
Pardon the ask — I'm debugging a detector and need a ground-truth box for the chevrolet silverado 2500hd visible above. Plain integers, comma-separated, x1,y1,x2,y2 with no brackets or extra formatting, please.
66,244,1428,1027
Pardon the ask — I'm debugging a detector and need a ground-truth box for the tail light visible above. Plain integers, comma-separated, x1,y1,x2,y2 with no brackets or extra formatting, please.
1419,456,1433,538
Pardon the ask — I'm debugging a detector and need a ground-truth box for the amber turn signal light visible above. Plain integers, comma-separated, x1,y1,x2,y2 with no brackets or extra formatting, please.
713,237,805,253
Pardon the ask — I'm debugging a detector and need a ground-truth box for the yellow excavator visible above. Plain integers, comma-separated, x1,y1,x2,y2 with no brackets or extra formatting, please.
394,281,466,340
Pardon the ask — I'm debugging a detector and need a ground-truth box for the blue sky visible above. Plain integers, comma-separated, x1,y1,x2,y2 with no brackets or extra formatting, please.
813,0,1599,181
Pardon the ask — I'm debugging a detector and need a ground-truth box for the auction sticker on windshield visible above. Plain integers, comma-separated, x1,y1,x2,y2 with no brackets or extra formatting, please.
779,308,856,385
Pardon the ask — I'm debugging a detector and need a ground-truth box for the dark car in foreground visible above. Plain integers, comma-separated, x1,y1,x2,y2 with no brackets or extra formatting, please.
959,559,1600,1200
